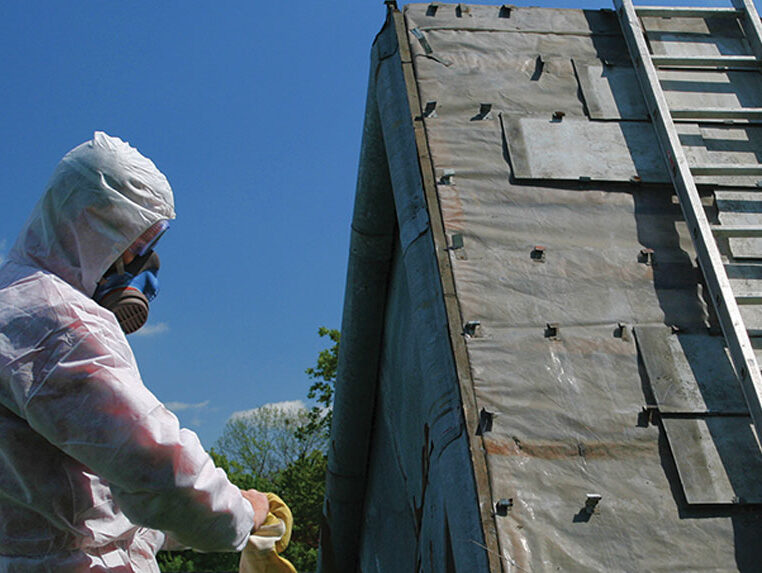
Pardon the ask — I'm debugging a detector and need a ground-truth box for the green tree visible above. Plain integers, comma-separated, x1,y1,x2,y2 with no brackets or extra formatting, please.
209,448,274,492
158,327,339,573
157,553,193,572
275,449,328,566
157,547,237,572
298,327,339,442
216,403,326,480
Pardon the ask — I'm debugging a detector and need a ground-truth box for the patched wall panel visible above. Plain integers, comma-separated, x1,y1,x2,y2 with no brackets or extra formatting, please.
635,326,762,505
401,3,762,570
574,59,648,120
717,191,762,259
503,117,668,182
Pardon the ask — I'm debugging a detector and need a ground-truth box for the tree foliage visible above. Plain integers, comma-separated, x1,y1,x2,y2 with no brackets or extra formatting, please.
297,327,339,442
158,327,339,573
216,403,327,480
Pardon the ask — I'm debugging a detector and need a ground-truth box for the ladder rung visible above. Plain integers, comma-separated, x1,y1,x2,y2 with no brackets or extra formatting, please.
671,107,762,121
651,55,760,68
616,0,762,450
636,6,743,18
736,294,762,305
691,164,762,176
711,225,762,237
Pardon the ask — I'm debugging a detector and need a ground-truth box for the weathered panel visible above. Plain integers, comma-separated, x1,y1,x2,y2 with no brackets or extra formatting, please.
634,325,762,504
504,117,762,186
643,15,748,57
634,326,747,414
660,70,762,113
717,190,762,258
661,417,762,504
406,6,628,123
684,124,762,188
503,117,668,182
574,59,648,120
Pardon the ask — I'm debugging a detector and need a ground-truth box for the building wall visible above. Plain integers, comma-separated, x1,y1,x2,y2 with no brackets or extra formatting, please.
325,3,762,571
356,14,494,566
403,3,762,571
357,234,489,573
320,9,493,571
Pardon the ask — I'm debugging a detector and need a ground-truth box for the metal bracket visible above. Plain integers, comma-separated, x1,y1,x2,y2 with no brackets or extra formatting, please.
410,28,433,55
476,407,494,435
495,498,514,516
641,404,658,425
531,245,546,262
422,101,438,118
446,233,464,251
639,247,654,266
472,103,493,121
463,320,481,337
584,493,602,514
440,168,455,185
616,322,630,341
410,27,452,66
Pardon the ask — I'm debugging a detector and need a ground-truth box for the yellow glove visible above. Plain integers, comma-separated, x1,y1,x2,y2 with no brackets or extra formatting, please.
239,493,296,573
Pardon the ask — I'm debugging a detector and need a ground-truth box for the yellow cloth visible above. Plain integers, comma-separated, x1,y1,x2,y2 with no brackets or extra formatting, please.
239,493,297,573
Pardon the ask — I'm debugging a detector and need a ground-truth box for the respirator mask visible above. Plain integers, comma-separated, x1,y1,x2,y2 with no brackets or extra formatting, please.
93,220,169,334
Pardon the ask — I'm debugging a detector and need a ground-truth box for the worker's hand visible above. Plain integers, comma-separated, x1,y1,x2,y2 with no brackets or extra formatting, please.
241,488,270,531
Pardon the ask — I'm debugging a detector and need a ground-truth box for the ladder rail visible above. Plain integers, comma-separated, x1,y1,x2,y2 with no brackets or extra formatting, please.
615,0,762,440
732,0,762,62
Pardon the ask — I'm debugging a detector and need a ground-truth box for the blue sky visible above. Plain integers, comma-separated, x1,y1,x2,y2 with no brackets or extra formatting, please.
0,0,733,446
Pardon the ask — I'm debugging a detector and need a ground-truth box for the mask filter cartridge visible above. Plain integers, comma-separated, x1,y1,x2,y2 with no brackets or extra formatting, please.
93,252,160,334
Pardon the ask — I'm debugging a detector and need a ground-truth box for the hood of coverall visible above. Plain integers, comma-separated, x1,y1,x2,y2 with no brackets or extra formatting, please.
9,132,176,297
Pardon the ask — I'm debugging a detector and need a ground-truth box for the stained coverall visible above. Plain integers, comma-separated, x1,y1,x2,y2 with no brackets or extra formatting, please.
0,132,255,571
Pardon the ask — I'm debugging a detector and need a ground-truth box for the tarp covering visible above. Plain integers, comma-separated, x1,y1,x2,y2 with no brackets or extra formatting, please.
320,8,492,572
404,2,762,571
322,3,762,572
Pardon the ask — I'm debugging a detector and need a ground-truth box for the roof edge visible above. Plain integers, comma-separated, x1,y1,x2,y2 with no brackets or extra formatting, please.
392,7,502,571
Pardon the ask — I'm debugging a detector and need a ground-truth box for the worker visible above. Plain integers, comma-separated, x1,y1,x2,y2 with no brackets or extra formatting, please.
0,132,269,571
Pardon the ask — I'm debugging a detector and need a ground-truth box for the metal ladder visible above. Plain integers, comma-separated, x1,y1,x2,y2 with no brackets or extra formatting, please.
614,0,762,438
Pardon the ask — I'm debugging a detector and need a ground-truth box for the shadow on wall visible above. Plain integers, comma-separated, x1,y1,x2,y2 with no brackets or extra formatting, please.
582,9,762,571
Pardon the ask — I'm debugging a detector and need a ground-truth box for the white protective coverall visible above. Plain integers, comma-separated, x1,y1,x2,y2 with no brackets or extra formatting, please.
0,132,255,572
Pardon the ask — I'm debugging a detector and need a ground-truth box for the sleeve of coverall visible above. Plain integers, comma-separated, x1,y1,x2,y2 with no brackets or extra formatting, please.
18,302,255,552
